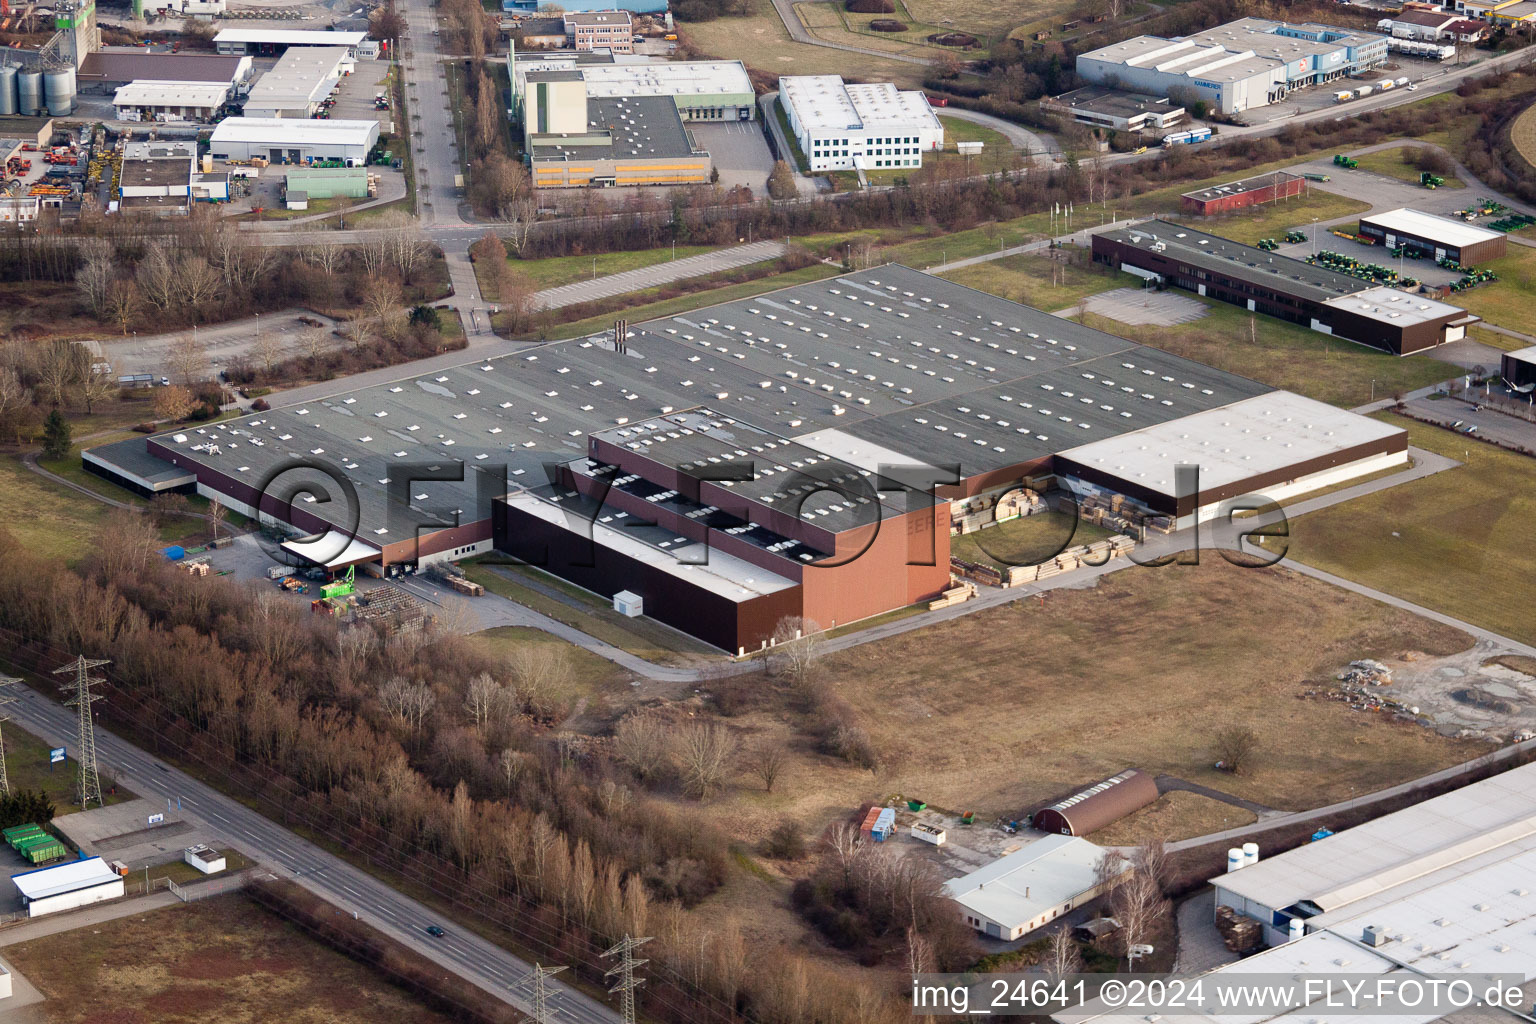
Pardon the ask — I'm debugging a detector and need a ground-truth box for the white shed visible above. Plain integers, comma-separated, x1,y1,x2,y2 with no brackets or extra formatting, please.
12,857,125,918
613,590,643,617
183,844,226,874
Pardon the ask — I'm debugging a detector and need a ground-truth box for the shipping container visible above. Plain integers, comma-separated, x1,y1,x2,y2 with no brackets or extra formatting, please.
911,822,947,846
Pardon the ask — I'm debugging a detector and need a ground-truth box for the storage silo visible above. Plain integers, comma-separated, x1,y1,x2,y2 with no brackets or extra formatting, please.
0,66,18,117
17,69,43,116
44,68,76,117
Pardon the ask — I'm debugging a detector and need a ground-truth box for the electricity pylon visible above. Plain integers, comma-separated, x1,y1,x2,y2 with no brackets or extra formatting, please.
0,675,18,798
602,935,651,1024
54,657,109,809
515,963,567,1024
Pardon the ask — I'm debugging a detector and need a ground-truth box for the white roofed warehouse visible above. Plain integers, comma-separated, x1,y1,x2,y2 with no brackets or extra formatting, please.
213,28,367,56
778,75,943,173
112,81,231,122
945,836,1127,940
12,857,125,918
1357,208,1507,265
240,46,351,119
208,117,379,166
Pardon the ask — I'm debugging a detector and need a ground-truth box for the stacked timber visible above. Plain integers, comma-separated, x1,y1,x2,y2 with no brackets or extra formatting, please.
1215,905,1263,953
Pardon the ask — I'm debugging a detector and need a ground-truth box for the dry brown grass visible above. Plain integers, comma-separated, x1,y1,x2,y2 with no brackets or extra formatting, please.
5,895,459,1024
695,560,1483,859
1087,791,1257,846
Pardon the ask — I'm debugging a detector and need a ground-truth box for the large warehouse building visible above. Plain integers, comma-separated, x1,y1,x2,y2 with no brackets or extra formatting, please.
1077,18,1388,114
12,857,125,918
779,75,944,174
86,266,1411,652
208,117,379,165
1093,221,1476,354
946,836,1125,940
523,73,710,188
240,45,351,119
508,47,756,123
77,49,254,96
1357,207,1507,264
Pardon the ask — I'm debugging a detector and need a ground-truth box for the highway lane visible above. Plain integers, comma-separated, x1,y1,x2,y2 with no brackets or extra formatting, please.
5,684,619,1024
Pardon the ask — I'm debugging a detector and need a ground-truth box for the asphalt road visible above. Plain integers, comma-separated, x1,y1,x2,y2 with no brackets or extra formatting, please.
2,697,616,1018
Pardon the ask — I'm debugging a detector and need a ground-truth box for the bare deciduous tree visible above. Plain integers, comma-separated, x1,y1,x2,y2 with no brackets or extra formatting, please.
207,497,226,541
463,671,508,727
744,738,789,793
153,385,195,423
1213,723,1259,774
378,676,435,735
506,643,572,710
612,712,672,782
168,331,208,387
676,721,738,799
253,331,281,376
769,615,822,689
80,366,117,415
1044,926,1083,982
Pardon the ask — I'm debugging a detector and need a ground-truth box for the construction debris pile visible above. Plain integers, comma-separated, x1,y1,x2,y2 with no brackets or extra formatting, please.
1215,905,1262,953
1339,659,1393,687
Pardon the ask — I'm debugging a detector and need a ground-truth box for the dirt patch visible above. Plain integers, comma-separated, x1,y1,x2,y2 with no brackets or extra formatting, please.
6,895,460,1024
1377,639,1536,740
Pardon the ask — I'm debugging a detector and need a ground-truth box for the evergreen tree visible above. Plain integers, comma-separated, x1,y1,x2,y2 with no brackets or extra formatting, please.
42,409,71,462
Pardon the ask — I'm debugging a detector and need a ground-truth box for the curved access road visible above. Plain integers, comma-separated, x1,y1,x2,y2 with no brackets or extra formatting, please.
937,106,1062,161
764,0,937,66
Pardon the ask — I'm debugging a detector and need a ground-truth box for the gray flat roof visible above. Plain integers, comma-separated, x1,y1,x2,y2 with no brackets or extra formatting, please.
121,158,191,188
79,50,248,85
531,94,696,161
1101,220,1371,304
99,265,1279,551
1047,86,1182,118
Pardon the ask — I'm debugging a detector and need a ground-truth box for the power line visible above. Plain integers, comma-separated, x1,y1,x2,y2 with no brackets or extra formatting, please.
0,674,18,798
53,656,109,810
602,935,651,1024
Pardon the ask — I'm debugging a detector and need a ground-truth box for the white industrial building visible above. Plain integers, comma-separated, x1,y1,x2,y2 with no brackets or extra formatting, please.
183,845,226,874
778,75,944,173
509,48,757,122
1062,763,1536,1024
213,28,368,56
112,80,231,121
208,117,380,165
943,835,1124,940
0,196,40,223
12,857,125,918
241,45,352,118
1077,18,1389,114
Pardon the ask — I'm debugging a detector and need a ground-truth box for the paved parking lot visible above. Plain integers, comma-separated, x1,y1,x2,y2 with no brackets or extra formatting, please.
690,120,775,196
1067,287,1211,326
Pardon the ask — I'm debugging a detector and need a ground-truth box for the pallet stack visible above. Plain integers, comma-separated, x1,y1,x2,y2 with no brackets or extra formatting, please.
442,574,484,597
1215,905,1263,953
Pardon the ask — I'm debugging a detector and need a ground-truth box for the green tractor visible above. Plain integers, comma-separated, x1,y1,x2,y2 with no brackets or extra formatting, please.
1256,238,1279,251
1284,230,1306,244
1420,171,1444,189
1333,154,1359,169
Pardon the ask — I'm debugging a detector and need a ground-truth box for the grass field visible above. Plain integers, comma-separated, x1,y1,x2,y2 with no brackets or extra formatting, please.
4,894,460,1024
1272,412,1536,648
473,625,630,715
465,563,717,663
503,244,721,292
5,720,136,812
939,251,1138,310
949,512,1118,570
0,454,112,564
1350,146,1464,189
518,262,843,340
702,559,1485,850
1444,245,1536,331
1173,192,1373,247
794,0,999,61
682,0,927,89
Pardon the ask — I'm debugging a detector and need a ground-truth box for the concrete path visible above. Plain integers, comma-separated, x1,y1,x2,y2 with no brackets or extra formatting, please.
936,106,1061,161
0,891,183,947
1156,776,1275,816
758,94,828,196
531,241,787,311
1173,888,1240,976
925,218,1144,274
